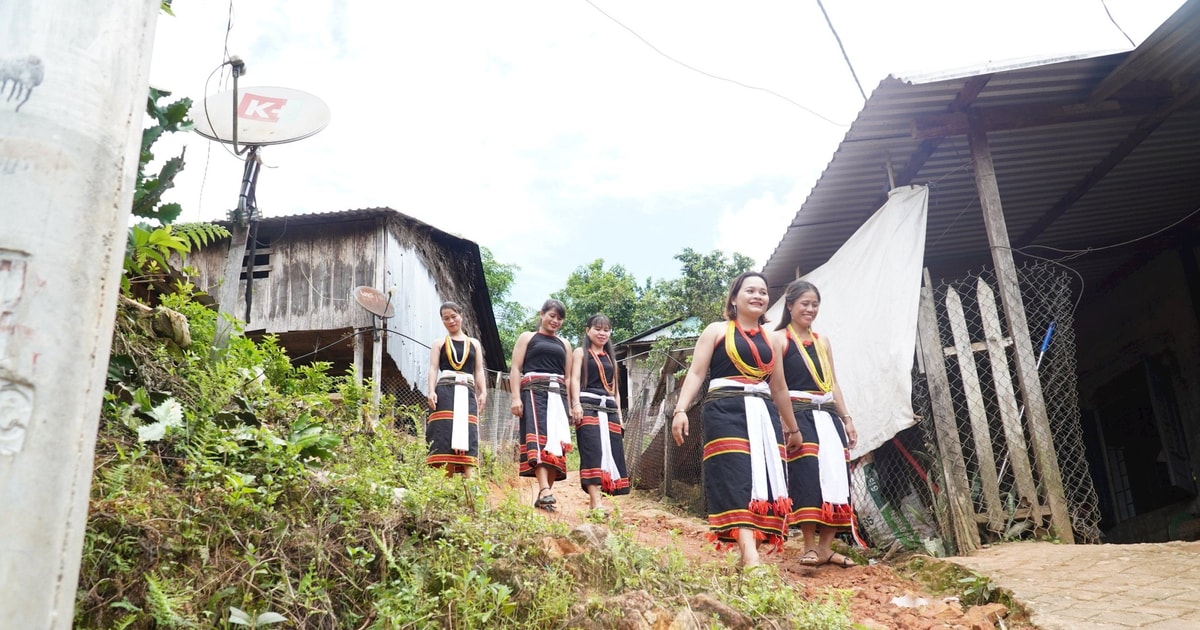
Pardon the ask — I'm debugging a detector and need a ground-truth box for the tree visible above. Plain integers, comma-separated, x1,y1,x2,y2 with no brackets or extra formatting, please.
551,259,654,344
657,248,757,329
481,247,532,359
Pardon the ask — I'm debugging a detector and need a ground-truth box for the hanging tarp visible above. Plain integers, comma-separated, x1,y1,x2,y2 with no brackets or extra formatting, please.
766,184,929,459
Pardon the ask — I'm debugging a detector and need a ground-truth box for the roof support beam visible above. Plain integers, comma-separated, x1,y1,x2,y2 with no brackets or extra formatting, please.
912,98,1161,140
968,110,1076,544
893,74,992,187
1015,80,1200,247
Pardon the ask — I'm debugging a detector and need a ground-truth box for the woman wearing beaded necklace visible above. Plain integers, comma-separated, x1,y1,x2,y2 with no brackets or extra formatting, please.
569,313,630,512
670,272,803,568
775,279,859,568
425,302,487,478
510,299,575,511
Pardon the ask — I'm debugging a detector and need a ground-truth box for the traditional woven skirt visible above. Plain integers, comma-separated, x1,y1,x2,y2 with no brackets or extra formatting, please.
425,371,479,469
786,394,852,528
518,373,571,480
577,391,630,495
702,380,790,551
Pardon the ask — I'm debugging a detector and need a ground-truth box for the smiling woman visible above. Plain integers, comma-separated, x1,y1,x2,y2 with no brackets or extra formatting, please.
668,272,804,568
509,299,575,512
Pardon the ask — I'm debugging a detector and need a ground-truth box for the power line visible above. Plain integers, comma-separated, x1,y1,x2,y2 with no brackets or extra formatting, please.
814,0,867,102
1100,0,1136,48
582,0,848,127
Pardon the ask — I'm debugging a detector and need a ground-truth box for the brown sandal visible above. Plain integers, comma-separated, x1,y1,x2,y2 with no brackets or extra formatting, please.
822,552,857,568
534,487,557,511
800,549,822,566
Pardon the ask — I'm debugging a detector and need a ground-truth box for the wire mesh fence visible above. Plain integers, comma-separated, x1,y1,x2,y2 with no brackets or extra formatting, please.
912,261,1102,550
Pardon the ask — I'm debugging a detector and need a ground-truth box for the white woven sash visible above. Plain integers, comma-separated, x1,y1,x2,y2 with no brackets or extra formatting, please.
580,391,621,482
440,370,474,452
526,372,571,458
790,390,848,504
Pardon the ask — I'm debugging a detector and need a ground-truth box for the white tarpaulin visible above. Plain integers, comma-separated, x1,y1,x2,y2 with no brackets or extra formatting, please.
766,185,929,459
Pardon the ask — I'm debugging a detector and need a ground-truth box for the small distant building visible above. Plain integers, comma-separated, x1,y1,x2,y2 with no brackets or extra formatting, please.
187,208,506,405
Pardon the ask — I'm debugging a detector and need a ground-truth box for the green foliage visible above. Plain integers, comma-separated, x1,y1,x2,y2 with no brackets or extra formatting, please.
552,258,652,343
656,248,757,325
135,87,192,225
958,571,996,606
85,281,852,629
124,86,228,298
481,246,531,359
173,222,232,250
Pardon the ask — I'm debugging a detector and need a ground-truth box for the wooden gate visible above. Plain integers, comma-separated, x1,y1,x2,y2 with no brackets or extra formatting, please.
916,271,1073,553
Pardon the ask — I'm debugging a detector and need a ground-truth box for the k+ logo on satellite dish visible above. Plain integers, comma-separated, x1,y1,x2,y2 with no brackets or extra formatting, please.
238,92,287,122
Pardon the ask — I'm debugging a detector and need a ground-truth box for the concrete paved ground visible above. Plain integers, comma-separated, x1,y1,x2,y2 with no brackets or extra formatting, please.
946,540,1200,629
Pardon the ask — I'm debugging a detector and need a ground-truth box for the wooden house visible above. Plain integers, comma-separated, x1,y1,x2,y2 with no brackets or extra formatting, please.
187,208,506,408
762,0,1200,549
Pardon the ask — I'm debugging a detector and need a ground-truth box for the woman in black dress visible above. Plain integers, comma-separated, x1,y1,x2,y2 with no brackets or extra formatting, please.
670,272,803,567
776,279,859,567
510,299,574,511
425,302,487,477
569,313,629,511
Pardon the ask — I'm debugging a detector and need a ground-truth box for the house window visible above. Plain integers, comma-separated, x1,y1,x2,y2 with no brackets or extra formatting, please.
239,236,272,280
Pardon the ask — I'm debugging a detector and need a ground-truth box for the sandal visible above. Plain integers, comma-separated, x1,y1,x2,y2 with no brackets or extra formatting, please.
821,552,857,568
534,487,557,511
800,549,822,566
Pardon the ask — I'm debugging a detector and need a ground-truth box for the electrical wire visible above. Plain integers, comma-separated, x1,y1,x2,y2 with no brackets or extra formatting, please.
1100,0,1136,48
1019,203,1200,260
582,0,849,127
815,0,867,102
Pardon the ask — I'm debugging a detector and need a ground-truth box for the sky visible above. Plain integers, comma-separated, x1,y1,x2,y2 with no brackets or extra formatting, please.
148,0,1185,308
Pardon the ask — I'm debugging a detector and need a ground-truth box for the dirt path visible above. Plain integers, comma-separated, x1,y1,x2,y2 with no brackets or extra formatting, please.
500,472,1027,629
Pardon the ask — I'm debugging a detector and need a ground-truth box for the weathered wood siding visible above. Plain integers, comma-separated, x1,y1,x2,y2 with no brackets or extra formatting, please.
189,220,377,334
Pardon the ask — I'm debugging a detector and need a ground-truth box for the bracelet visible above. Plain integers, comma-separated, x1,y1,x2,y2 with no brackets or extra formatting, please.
784,429,800,437
842,415,853,420
672,409,687,416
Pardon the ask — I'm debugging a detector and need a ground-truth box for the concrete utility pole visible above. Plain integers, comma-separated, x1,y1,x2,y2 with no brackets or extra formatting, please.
0,2,160,627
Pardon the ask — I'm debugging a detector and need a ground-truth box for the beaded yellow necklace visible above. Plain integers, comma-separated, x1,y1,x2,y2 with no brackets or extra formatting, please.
788,324,833,393
444,336,470,371
724,321,775,380
589,348,615,395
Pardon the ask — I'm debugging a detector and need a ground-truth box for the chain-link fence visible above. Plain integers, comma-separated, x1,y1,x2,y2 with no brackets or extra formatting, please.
910,261,1102,551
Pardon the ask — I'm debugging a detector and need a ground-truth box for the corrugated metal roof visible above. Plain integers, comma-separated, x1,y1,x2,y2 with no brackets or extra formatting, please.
762,0,1200,299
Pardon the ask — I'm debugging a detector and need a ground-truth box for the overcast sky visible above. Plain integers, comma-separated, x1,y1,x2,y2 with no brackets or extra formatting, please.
148,0,1184,308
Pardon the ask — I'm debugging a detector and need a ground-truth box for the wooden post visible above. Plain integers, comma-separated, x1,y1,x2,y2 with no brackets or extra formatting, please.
967,111,1075,543
916,271,980,553
0,2,159,626
977,280,1041,515
944,287,1004,532
213,222,251,350
369,223,386,429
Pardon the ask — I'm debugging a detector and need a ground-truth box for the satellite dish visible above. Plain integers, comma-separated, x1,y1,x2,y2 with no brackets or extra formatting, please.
191,86,330,146
354,286,395,318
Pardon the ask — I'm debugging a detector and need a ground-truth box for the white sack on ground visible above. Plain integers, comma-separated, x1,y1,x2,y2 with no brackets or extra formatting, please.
766,185,928,459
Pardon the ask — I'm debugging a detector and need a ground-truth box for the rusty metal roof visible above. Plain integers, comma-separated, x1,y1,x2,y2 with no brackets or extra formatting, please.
762,0,1200,301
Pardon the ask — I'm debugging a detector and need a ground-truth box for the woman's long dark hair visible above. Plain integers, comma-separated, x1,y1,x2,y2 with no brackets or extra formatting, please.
579,313,618,395
774,279,821,331
723,271,770,325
